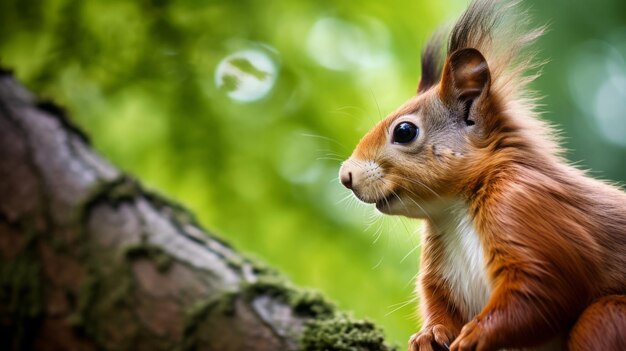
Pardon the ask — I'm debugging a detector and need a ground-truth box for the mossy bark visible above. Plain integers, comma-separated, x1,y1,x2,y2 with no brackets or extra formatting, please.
0,70,396,351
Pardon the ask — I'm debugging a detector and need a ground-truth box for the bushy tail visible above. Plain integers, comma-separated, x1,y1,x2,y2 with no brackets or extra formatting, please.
567,295,626,351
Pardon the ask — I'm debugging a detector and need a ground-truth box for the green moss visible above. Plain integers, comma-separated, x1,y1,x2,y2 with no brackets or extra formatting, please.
241,276,335,319
78,176,141,235
246,255,281,277
241,275,291,301
300,315,397,351
179,292,238,351
223,254,282,277
222,253,245,271
124,243,173,272
84,176,141,209
179,301,207,351
68,249,136,349
106,177,141,203
143,190,200,228
290,289,335,319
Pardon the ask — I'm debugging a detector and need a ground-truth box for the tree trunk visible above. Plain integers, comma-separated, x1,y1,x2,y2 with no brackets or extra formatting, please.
0,69,395,351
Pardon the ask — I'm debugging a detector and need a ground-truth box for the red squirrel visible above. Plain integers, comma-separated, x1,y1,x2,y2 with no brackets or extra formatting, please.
338,0,626,350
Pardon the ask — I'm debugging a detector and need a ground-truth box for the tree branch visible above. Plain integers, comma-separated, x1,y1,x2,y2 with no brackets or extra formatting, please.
0,71,396,351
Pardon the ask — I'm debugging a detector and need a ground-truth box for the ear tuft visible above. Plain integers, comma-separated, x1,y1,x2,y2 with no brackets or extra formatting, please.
417,31,445,94
440,48,490,101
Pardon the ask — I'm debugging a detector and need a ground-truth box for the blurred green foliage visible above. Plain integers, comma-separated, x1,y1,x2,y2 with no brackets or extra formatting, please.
1,0,625,345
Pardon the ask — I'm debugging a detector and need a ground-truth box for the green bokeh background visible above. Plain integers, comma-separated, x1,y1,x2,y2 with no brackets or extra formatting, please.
2,0,625,345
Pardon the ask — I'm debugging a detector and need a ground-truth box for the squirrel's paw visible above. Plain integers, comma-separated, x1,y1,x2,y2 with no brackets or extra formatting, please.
449,319,487,351
408,324,454,351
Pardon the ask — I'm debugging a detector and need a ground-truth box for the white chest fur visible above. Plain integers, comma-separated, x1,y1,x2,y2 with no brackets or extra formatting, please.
434,205,491,321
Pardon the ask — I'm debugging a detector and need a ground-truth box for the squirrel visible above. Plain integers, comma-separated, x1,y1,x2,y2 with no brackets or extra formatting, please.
338,0,626,350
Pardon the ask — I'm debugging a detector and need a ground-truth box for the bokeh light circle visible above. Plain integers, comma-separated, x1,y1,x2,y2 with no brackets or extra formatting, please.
215,48,278,102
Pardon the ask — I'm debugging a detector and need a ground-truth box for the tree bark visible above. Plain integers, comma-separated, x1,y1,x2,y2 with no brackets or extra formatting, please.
0,70,395,351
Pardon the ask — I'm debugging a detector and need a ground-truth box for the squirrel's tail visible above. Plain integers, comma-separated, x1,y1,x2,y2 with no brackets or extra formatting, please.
567,295,626,351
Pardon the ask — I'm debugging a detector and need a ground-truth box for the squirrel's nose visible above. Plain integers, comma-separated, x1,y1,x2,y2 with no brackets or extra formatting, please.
340,171,353,189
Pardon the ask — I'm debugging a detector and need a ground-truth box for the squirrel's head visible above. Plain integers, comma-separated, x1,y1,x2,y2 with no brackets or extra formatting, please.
339,48,491,218
339,0,552,218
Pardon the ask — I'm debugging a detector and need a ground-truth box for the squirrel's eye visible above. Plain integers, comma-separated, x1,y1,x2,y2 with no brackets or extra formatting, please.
392,122,419,144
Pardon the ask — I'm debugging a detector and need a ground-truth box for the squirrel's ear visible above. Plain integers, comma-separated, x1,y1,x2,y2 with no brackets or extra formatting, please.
440,48,490,102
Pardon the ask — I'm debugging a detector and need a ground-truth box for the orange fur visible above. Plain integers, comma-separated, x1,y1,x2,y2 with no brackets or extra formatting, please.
339,1,626,350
